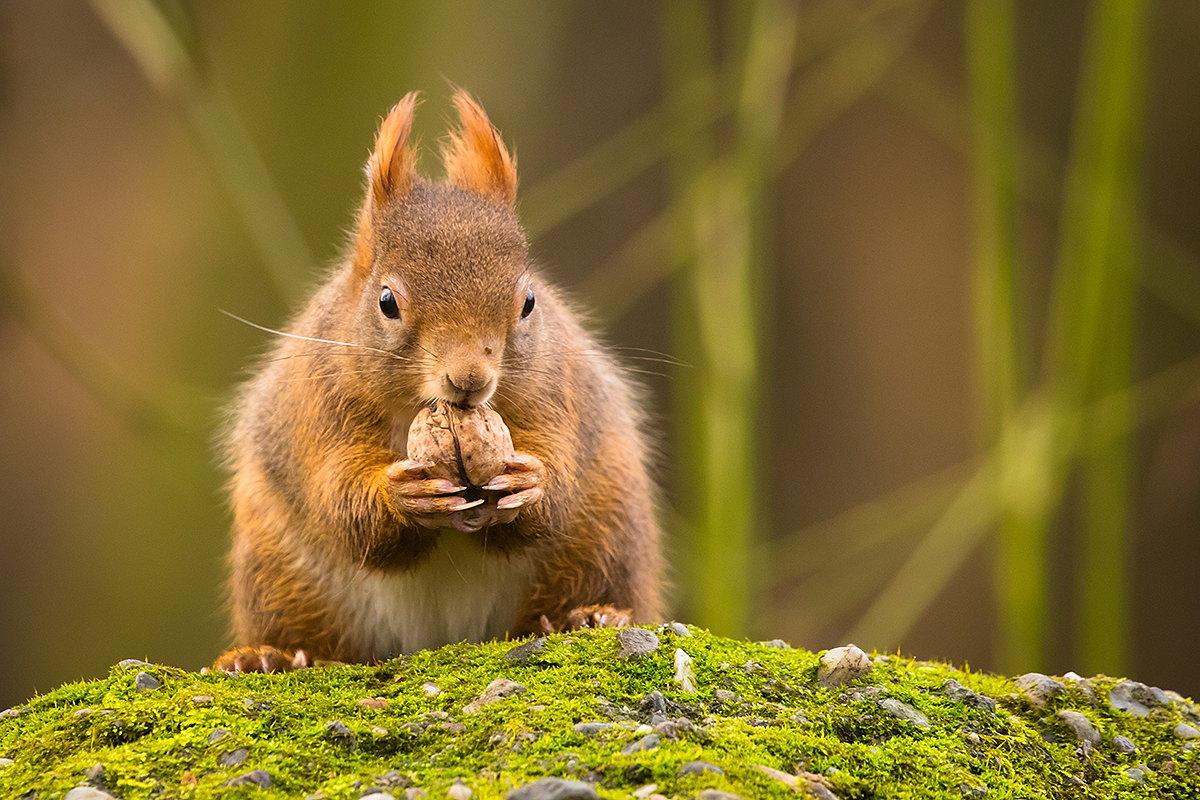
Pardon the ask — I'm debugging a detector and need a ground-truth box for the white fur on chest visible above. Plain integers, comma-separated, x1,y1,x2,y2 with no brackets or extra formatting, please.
318,530,534,660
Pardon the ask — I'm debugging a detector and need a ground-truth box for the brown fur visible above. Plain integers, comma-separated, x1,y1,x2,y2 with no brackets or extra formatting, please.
217,92,663,671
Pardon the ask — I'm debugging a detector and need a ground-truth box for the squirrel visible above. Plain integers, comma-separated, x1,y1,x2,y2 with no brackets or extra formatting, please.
213,90,664,673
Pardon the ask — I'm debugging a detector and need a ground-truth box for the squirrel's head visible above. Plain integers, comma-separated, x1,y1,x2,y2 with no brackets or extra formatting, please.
347,90,536,409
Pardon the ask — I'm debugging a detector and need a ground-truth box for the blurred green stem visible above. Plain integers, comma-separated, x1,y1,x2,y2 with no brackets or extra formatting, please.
1045,0,1149,678
88,0,315,303
661,0,799,636
966,0,1042,673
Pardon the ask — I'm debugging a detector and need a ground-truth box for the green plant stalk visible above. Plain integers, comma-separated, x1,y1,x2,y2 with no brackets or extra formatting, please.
965,0,1042,673
88,0,315,303
661,0,716,627
1045,0,1149,678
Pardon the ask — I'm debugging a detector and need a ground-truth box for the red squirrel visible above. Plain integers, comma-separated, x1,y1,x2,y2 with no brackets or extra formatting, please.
214,91,663,673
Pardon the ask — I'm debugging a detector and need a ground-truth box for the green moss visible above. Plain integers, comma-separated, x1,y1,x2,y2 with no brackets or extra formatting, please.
2,628,1198,799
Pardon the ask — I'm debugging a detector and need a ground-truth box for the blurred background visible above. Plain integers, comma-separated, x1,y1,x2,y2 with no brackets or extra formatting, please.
2,0,1198,710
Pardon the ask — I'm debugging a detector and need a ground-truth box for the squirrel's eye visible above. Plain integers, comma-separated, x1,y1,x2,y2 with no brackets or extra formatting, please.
379,286,401,319
521,289,535,319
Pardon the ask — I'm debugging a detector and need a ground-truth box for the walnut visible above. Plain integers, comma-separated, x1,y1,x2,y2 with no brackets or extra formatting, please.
406,402,514,487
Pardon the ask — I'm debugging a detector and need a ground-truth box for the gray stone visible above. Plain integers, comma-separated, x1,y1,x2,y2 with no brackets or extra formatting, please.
696,792,743,800
83,763,104,784
1056,711,1100,747
803,777,841,800
764,639,791,649
616,628,660,660
406,789,428,799
207,729,230,744
325,720,357,750
572,722,612,736
226,769,272,788
637,690,666,720
880,698,929,729
190,695,213,705
620,733,660,755
817,645,871,689
117,659,151,668
677,761,724,776
669,622,691,637
1108,682,1166,716
714,689,737,703
1015,673,1066,707
1173,723,1200,739
64,790,116,800
463,678,527,714
219,748,249,767
1112,734,1137,753
1125,767,1145,783
505,778,598,800
134,672,161,691
505,638,547,662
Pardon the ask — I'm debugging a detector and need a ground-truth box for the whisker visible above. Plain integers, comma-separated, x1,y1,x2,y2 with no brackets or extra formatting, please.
220,309,405,362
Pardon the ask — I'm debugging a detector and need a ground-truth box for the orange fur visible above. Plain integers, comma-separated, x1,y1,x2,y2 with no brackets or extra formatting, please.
218,91,662,673
368,92,419,208
441,88,518,205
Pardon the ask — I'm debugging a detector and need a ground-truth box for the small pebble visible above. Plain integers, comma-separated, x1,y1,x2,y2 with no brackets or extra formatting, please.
751,765,796,787
1108,681,1165,716
463,678,527,714
818,645,871,689
406,790,428,800
674,648,696,694
573,722,612,736
117,659,151,668
880,698,929,729
441,722,466,733
1125,767,1145,783
372,726,389,736
226,769,272,788
0,758,13,767
678,761,724,777
504,637,547,662
714,689,736,703
696,791,743,800
190,695,213,705
447,781,472,800
358,697,388,710
1056,710,1100,747
325,720,357,751
64,790,117,800
1174,723,1200,739
422,683,441,697
615,628,660,660
1112,734,1137,753
219,748,248,767
633,785,658,799
764,639,791,649
504,777,598,799
0,708,21,720
134,672,161,691
207,729,229,744
72,708,93,718
1015,673,1066,707
621,733,660,755
669,622,691,637
361,794,396,800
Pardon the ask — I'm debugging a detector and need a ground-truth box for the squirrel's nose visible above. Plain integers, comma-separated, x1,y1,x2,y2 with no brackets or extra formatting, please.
445,364,496,406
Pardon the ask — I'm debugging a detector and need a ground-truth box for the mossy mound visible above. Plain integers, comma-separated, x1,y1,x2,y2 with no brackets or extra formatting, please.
2,626,1198,799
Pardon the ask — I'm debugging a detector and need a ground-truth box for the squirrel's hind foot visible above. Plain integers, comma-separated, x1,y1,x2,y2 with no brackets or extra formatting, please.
210,645,308,675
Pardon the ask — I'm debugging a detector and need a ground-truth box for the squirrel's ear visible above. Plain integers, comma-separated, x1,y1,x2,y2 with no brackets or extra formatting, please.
367,93,419,208
442,89,517,206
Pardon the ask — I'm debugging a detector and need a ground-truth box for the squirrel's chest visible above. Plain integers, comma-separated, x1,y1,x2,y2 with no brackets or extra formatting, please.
323,530,534,659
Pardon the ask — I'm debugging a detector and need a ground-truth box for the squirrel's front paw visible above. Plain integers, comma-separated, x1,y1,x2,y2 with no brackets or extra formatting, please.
480,453,545,525
387,459,481,530
211,645,308,675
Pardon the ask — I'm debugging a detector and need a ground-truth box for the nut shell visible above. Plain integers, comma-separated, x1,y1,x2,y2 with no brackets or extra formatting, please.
407,402,514,487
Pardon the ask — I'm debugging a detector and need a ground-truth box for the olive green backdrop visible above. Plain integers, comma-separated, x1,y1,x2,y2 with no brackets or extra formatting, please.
2,0,1199,711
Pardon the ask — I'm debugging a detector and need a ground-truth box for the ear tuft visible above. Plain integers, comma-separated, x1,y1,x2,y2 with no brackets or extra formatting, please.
368,92,419,207
442,89,517,205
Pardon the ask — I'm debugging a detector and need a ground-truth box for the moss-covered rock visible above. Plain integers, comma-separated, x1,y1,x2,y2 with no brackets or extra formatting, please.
2,627,1198,799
